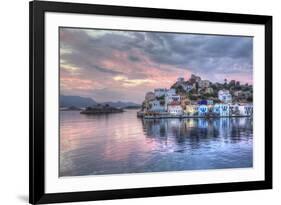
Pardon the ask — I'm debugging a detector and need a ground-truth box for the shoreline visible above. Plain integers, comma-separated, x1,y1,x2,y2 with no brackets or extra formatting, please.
143,114,252,119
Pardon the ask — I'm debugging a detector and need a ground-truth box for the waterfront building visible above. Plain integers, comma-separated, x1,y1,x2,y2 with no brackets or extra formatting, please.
185,105,197,116
214,104,230,116
221,104,230,116
244,104,253,116
198,105,208,116
149,100,165,112
167,102,183,115
165,94,181,110
229,104,240,116
218,89,232,103
238,104,253,116
145,92,156,101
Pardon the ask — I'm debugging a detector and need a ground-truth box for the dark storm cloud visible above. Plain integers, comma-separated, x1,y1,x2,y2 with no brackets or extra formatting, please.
61,28,252,78
128,55,140,62
118,31,253,77
137,32,253,74
60,28,253,101
60,29,133,76
93,65,124,75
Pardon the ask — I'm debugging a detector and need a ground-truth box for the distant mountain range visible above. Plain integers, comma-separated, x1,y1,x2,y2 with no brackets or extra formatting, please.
60,95,96,108
60,95,140,108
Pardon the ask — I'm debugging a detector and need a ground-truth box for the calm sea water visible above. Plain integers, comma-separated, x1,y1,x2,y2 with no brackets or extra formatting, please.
60,109,253,177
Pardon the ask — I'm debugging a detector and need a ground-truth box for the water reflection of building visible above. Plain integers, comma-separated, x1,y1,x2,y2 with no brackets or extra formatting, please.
197,118,209,129
142,117,252,147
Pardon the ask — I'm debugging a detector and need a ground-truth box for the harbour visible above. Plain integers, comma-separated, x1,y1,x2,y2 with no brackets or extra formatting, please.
58,28,255,177
60,109,253,176
142,114,252,119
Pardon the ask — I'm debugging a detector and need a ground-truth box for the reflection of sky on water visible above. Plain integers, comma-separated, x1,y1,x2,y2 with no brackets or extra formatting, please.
60,110,253,177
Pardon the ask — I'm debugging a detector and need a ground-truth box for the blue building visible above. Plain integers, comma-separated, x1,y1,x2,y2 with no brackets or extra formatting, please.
198,105,208,116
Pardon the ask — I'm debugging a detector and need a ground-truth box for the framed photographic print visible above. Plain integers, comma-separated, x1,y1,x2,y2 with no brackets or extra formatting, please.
29,0,272,204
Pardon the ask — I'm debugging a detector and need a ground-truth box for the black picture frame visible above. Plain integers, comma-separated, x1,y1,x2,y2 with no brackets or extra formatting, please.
29,1,272,204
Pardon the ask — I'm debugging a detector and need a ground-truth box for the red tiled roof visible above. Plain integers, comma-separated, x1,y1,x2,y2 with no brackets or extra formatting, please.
168,101,181,106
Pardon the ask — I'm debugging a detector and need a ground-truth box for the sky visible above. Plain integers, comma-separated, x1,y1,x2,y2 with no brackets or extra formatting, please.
60,28,253,103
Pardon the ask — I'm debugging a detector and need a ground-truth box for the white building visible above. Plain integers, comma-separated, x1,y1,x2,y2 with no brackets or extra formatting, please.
165,94,181,110
218,90,232,103
238,104,253,116
154,88,167,97
165,95,181,104
214,104,230,116
226,104,253,116
149,100,165,112
154,88,177,98
165,88,176,97
167,103,183,115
